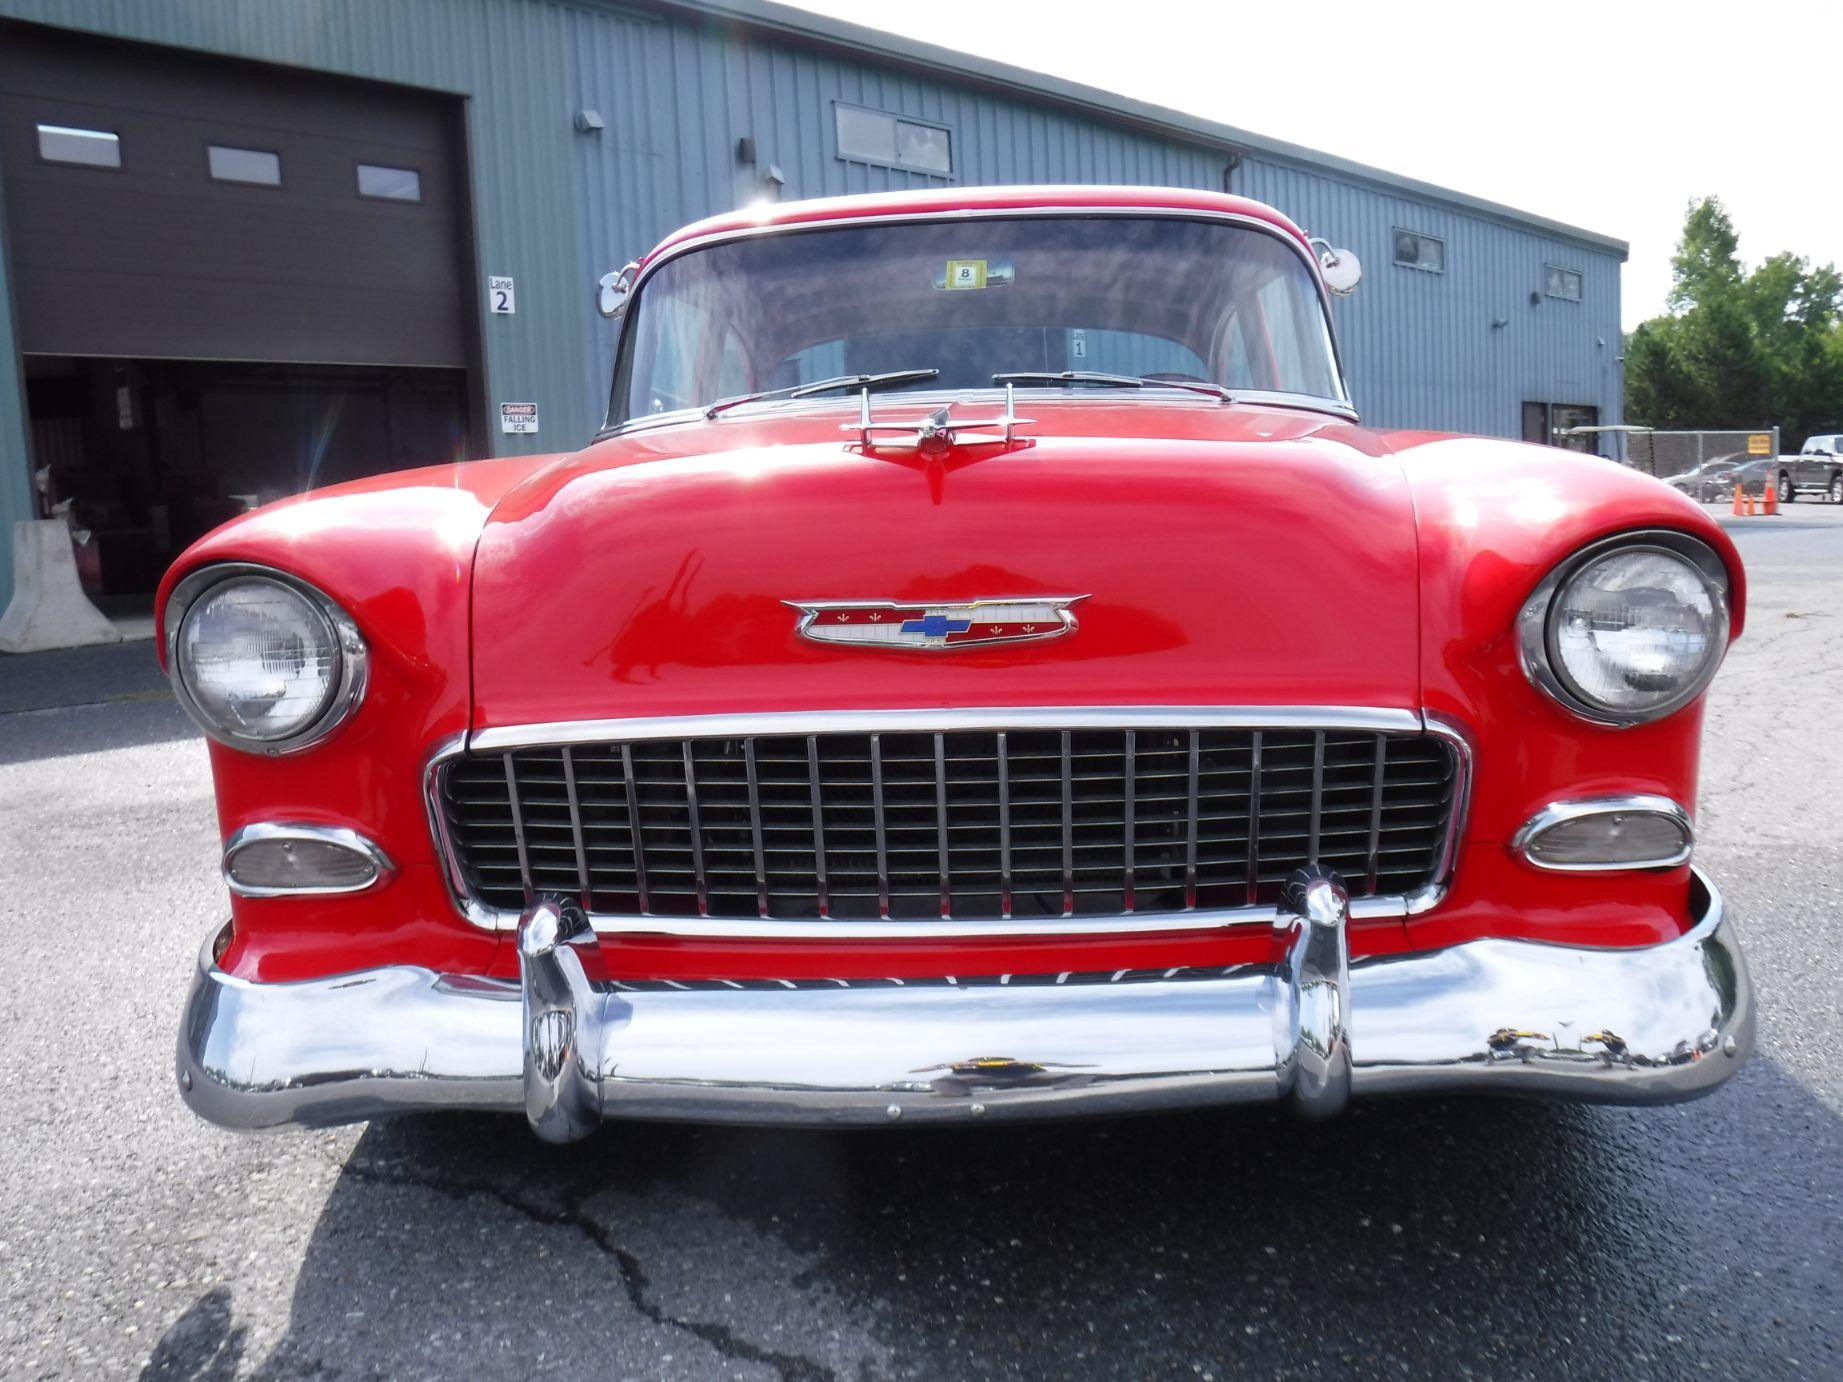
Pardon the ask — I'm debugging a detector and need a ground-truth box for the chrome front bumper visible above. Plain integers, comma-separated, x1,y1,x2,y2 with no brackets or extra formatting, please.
178,868,1752,1138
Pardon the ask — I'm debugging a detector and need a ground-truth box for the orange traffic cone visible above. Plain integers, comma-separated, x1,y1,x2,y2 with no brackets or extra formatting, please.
1745,488,1756,516
1765,478,1779,515
1732,483,1744,515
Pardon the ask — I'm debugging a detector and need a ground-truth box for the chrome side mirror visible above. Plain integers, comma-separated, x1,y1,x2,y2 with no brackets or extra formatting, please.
1307,237,1363,296
597,262,638,319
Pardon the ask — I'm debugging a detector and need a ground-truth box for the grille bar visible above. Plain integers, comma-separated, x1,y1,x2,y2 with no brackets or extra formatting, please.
440,720,1462,928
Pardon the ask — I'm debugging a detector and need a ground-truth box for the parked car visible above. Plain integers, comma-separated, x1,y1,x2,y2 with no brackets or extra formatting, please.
1731,458,1782,499
163,185,1752,1142
1775,435,1843,504
1665,456,1744,502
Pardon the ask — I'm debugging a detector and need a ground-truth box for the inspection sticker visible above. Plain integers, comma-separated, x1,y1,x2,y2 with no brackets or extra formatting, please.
943,259,988,290
500,402,539,434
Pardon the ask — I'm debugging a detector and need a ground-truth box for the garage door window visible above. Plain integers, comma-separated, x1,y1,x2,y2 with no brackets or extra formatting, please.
207,145,281,187
355,162,421,202
37,123,121,169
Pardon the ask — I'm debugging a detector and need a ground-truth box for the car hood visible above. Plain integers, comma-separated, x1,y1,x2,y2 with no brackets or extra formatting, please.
468,401,1422,730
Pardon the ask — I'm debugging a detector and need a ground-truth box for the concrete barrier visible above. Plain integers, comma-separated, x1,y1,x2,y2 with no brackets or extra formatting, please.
0,518,123,654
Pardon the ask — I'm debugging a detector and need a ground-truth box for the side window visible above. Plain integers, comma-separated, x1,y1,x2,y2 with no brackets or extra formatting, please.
1257,276,1309,389
635,299,708,413
1544,264,1584,302
714,330,751,399
1393,229,1445,273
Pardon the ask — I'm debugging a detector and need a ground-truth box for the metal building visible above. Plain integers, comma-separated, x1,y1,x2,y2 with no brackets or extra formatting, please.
0,0,1626,611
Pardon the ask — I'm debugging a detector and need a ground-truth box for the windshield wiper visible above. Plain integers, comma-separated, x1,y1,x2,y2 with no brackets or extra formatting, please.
704,369,940,419
992,370,1234,402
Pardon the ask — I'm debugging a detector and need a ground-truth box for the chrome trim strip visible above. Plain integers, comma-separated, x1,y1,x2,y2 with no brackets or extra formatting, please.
598,204,1357,436
176,867,1752,1132
221,822,394,899
426,705,1468,938
1183,729,1200,908
1515,530,1732,729
1245,730,1264,907
620,743,649,914
468,705,1424,754
997,729,1013,920
934,732,951,919
1512,794,1694,872
806,735,829,918
680,742,709,918
1122,728,1137,911
164,562,369,757
503,751,532,897
1365,734,1386,893
1059,730,1075,918
561,748,590,906
870,732,890,919
744,739,769,918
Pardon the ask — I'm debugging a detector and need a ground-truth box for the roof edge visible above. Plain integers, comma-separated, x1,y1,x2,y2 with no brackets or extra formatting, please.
633,0,1629,259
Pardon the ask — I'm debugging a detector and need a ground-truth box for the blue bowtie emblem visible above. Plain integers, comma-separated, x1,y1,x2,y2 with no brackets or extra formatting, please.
902,614,973,637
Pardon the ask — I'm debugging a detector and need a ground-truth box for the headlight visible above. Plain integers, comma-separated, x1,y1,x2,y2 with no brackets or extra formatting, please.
166,566,367,752
1519,533,1729,726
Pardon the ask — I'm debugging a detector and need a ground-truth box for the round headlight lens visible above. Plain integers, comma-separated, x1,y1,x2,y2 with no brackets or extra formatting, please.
1546,546,1725,720
176,577,344,744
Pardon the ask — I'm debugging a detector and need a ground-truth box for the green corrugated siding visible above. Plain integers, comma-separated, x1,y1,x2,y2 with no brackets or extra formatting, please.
0,0,1626,612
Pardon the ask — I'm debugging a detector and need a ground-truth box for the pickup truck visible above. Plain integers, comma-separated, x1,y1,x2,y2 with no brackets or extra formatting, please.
1776,435,1843,503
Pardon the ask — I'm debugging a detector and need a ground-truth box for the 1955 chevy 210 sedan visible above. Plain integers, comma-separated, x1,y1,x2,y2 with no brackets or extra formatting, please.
165,185,1752,1141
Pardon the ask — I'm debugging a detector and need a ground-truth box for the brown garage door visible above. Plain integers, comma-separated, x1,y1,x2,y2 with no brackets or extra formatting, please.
0,22,472,369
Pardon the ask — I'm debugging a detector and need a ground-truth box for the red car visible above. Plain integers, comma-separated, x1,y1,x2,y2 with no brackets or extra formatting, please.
164,185,1752,1141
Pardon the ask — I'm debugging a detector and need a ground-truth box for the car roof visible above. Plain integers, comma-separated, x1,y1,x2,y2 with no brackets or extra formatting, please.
641,185,1313,268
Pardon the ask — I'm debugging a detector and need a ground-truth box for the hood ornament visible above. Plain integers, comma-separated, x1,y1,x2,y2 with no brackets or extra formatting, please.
844,382,1032,451
786,596,1086,650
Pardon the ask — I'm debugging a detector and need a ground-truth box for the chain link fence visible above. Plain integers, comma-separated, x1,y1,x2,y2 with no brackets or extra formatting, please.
1622,428,1779,478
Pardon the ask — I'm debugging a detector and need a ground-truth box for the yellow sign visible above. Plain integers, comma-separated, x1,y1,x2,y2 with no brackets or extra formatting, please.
943,259,988,290
1748,433,1772,455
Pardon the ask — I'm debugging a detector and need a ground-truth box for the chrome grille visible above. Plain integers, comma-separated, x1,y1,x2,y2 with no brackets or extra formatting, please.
438,721,1461,925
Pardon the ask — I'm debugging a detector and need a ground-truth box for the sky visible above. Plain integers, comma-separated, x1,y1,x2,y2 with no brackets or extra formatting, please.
786,0,1843,331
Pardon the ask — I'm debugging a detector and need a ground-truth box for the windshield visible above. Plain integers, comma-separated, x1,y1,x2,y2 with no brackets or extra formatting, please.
610,215,1345,426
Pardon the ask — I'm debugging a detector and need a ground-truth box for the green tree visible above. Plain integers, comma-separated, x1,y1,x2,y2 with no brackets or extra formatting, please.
1626,197,1843,444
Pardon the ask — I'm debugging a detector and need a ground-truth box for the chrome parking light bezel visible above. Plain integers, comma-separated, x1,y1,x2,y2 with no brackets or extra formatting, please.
164,562,369,755
1516,530,1731,728
222,822,395,898
1511,794,1694,873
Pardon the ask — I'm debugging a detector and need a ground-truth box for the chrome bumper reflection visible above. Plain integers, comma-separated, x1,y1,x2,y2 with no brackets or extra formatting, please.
177,868,1752,1135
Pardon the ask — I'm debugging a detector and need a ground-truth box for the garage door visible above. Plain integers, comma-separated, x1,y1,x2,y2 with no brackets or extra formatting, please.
0,22,471,368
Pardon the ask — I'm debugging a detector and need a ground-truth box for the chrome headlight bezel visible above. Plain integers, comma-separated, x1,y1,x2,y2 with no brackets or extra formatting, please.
1517,530,1730,728
164,563,369,754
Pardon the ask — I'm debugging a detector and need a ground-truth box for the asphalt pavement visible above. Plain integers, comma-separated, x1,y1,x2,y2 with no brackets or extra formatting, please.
1,503,1839,1380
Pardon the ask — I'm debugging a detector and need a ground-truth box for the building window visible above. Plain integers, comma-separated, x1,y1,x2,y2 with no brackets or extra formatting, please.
1392,229,1445,273
834,103,952,175
1524,401,1601,453
1545,264,1584,302
37,123,121,169
356,163,421,202
208,145,281,186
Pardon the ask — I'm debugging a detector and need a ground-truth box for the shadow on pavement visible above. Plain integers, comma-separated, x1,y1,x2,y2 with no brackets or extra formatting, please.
232,1056,1840,1379
0,693,197,765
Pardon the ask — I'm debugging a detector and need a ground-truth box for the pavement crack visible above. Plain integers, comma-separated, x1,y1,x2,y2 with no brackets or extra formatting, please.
328,1151,838,1382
